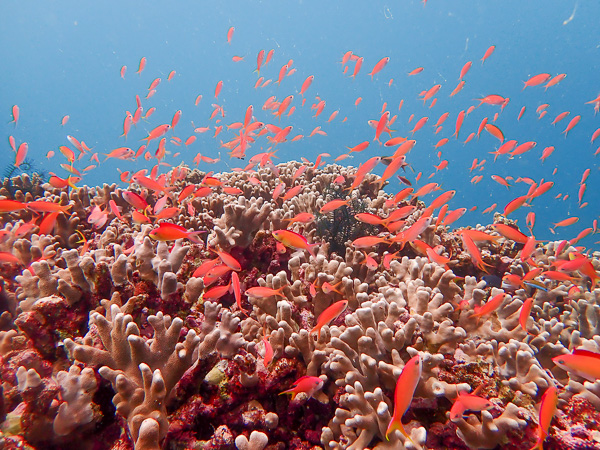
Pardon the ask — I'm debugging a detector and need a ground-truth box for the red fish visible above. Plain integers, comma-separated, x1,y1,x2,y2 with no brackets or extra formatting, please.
149,223,204,243
15,142,28,167
459,61,472,80
529,386,558,450
11,105,20,126
523,73,551,90
299,75,314,96
280,376,324,401
450,387,493,421
411,116,428,135
311,300,348,338
481,45,495,64
273,229,318,257
562,115,581,136
136,57,146,75
453,110,465,139
368,56,390,79
386,355,422,442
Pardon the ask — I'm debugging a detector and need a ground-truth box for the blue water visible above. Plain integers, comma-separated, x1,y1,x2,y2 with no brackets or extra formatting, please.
1,0,598,247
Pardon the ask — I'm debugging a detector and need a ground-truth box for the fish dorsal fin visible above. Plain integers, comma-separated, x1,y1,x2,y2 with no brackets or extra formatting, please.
472,384,485,396
573,348,600,359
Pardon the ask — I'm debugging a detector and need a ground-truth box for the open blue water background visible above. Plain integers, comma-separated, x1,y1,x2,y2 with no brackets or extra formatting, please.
1,0,598,247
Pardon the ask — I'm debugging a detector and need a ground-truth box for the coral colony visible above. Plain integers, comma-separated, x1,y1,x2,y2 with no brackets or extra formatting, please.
2,26,600,450
0,161,598,450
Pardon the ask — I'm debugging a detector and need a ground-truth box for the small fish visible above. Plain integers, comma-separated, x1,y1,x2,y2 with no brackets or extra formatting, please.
481,45,495,64
523,73,551,90
553,349,600,382
245,286,285,298
231,271,243,312
311,300,348,338
273,229,318,257
522,280,547,292
279,375,324,401
368,56,390,79
386,355,422,442
149,223,205,243
529,386,558,450
449,387,493,421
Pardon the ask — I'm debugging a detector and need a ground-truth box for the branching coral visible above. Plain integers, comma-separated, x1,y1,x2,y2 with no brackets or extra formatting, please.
0,163,597,450
64,301,201,448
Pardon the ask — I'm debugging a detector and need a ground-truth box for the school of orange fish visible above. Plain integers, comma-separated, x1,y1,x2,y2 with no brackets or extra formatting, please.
1,22,600,450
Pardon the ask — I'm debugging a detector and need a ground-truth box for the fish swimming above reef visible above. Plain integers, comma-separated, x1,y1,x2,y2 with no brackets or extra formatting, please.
1,4,600,449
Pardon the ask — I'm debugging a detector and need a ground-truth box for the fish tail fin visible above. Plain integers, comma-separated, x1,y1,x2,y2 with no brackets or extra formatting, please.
385,418,415,445
307,242,319,258
187,231,206,245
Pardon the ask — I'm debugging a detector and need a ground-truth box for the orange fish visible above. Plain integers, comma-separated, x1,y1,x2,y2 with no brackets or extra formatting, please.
26,201,71,213
149,223,204,243
280,376,324,401
142,124,171,144
136,57,147,75
459,61,472,80
562,115,581,136
484,123,504,143
215,80,223,98
408,67,424,76
262,335,273,366
0,252,21,265
461,233,491,272
230,271,243,311
411,116,428,135
311,300,348,338
490,224,529,244
214,250,241,271
453,110,465,139
245,286,285,299
386,355,422,442
272,229,318,257
15,142,28,167
473,293,506,319
553,349,600,381
351,57,364,79
204,282,231,300
529,386,558,450
11,105,19,126
256,49,265,74
523,73,551,90
320,199,350,214
347,141,370,153
481,45,495,64
38,211,60,235
518,297,535,333
368,56,390,79
545,73,566,89
449,387,493,421
300,75,314,96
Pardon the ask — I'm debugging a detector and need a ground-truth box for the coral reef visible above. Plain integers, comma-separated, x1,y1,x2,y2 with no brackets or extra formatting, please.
0,161,598,449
